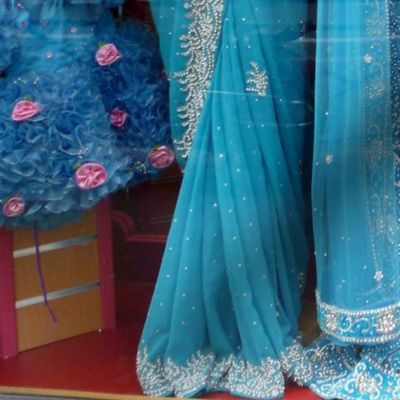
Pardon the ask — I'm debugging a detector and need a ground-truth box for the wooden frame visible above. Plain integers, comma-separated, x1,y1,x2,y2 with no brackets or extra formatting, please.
0,199,116,358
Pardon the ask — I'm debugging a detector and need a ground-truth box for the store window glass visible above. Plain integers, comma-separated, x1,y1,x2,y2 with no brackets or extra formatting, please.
0,2,399,400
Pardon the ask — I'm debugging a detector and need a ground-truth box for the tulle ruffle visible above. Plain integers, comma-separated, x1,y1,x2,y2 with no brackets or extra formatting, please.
0,9,172,228
93,19,172,163
0,67,132,228
0,4,21,72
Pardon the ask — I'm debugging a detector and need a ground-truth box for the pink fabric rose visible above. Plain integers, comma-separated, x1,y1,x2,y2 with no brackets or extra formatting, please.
110,108,127,128
148,146,175,169
3,197,25,217
75,163,108,190
12,100,41,121
96,43,122,66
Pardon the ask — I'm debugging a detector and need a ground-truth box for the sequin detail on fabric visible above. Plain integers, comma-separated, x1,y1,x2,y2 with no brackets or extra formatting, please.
362,0,397,298
173,0,224,159
246,62,268,97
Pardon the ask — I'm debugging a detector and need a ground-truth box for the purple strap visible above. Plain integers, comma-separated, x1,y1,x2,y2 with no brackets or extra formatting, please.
32,223,57,324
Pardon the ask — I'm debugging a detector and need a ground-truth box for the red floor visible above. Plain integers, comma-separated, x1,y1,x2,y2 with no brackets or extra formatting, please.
0,322,320,399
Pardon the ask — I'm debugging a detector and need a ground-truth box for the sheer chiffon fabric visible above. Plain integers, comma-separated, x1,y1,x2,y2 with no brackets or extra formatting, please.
137,1,313,398
310,0,400,398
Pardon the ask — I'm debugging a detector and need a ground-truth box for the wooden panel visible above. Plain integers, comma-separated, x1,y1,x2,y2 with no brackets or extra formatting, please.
13,210,97,250
17,289,101,352
14,241,99,301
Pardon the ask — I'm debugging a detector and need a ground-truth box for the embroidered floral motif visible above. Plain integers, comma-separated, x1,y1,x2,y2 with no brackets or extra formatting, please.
339,358,394,400
246,62,268,97
376,312,397,334
173,0,224,159
355,369,382,397
317,293,400,344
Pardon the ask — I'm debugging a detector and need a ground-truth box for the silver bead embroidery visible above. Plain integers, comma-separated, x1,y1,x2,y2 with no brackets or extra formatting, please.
173,0,224,159
325,154,334,164
246,62,269,97
306,336,359,399
364,53,373,63
280,340,313,386
137,341,312,399
317,292,400,343
345,360,384,400
376,312,397,334
356,371,382,397
374,270,384,282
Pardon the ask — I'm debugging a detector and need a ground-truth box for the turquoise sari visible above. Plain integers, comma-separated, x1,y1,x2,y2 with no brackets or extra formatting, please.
137,1,312,398
309,0,400,398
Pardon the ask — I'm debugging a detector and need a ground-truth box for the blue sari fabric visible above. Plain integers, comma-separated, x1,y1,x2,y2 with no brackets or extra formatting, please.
137,1,313,398
309,0,400,398
0,0,171,228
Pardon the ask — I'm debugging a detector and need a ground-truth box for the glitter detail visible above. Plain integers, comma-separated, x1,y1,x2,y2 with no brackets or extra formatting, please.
374,270,384,282
364,54,373,63
173,0,224,159
246,62,268,97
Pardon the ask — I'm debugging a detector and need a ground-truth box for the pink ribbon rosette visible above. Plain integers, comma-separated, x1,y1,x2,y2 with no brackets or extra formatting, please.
12,100,41,121
96,43,122,66
3,197,25,217
110,108,127,127
75,163,108,190
148,146,175,169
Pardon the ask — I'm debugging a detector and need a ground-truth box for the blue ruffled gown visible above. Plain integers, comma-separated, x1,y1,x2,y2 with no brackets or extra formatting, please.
0,0,172,228
136,1,313,398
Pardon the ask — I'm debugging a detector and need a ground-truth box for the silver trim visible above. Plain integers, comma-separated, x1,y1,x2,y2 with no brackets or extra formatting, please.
16,282,100,309
13,234,97,258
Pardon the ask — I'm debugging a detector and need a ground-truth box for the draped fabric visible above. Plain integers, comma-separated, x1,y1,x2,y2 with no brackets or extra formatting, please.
309,0,400,398
137,1,313,398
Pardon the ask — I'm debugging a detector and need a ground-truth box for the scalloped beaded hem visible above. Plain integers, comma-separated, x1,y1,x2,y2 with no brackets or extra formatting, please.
317,292,400,344
137,341,312,399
